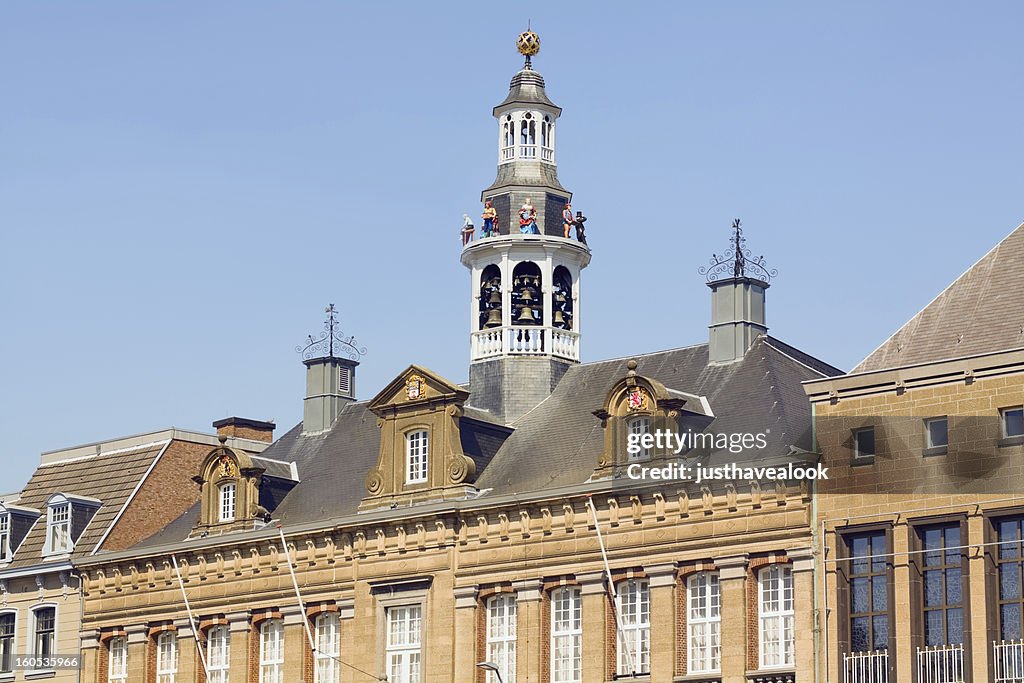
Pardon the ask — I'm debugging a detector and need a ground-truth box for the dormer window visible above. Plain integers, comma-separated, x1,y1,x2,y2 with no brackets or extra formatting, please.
45,500,72,555
218,483,236,522
0,514,8,562
627,416,652,461
406,431,429,484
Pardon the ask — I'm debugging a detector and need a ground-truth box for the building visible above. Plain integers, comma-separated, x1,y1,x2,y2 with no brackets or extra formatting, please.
0,421,271,683
804,223,1024,682
75,33,840,683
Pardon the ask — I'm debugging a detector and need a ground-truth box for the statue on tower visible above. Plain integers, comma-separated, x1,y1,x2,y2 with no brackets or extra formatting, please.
562,202,574,238
519,199,539,234
481,200,498,237
461,214,475,246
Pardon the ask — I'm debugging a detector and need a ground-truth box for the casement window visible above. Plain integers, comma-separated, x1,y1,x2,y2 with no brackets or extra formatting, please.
405,431,429,484
925,417,949,450
0,514,9,561
1002,406,1024,439
918,524,964,647
996,517,1024,642
627,417,651,461
550,587,582,683
0,612,14,674
156,631,178,683
386,605,422,683
616,579,650,675
33,606,55,662
206,625,230,683
758,566,795,669
45,503,72,554
687,572,721,674
259,619,284,683
853,428,876,460
218,483,236,523
315,613,340,683
108,637,128,683
485,594,516,683
846,531,890,657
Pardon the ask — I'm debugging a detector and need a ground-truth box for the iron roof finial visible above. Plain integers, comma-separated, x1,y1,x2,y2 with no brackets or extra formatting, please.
699,218,778,284
296,304,367,362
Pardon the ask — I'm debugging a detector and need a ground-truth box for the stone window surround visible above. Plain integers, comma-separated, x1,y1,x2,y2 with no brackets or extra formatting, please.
373,579,431,680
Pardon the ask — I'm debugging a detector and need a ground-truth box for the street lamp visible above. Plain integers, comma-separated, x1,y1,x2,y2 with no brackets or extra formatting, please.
476,662,504,683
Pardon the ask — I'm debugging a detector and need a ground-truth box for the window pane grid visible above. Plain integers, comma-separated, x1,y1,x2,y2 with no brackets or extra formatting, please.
848,531,890,654
688,573,721,673
919,524,963,647
759,566,795,669
0,514,9,560
616,579,650,675
108,637,127,683
486,595,516,683
219,483,236,523
406,431,429,484
48,503,72,553
259,620,284,683
386,606,422,683
156,632,178,683
207,626,230,683
997,517,1024,641
0,613,14,673
34,607,55,662
628,418,651,460
551,587,582,683
315,613,340,683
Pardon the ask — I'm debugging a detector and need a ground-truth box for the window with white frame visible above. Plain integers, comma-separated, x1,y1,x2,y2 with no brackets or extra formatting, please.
33,606,55,663
315,612,340,683
0,612,14,674
156,631,178,683
758,565,795,669
486,594,516,683
687,572,721,674
0,514,9,561
550,587,582,683
259,619,284,683
386,605,422,683
627,417,651,460
108,636,128,683
218,483,236,523
406,431,429,484
206,625,230,683
1002,406,1024,438
616,579,650,675
46,502,72,554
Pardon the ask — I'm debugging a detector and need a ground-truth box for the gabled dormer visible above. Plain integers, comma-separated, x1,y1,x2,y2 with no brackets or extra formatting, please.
360,365,479,511
0,502,40,564
42,493,100,558
592,359,713,479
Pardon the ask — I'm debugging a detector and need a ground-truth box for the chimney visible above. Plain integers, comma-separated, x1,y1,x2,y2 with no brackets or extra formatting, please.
299,305,365,435
703,220,775,364
213,417,276,443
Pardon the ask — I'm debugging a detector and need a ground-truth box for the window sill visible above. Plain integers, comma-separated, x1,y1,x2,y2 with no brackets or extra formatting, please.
610,676,651,683
24,670,57,680
745,669,795,683
999,435,1024,448
923,445,948,457
0,673,14,683
674,674,721,682
850,455,875,466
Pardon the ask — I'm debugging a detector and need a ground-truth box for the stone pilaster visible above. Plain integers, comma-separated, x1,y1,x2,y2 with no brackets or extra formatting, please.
717,554,749,683
174,618,199,683
226,611,251,683
967,513,989,682
125,624,149,682
578,572,608,682
281,605,309,683
892,522,912,683
645,563,677,683
81,630,100,683
454,586,479,682
513,579,543,683
789,548,815,683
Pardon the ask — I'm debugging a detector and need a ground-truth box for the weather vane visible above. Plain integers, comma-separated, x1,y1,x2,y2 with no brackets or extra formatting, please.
296,304,367,362
699,219,778,283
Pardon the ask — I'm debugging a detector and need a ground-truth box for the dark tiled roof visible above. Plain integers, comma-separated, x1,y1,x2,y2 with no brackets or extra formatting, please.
129,336,838,552
857,222,1024,372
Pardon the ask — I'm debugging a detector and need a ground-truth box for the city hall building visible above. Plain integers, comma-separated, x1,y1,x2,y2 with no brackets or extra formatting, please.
72,34,840,683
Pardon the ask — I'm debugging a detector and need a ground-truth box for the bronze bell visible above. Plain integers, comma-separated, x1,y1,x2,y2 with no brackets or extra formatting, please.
519,288,535,304
554,291,567,304
553,309,566,326
516,305,536,323
487,289,502,305
484,307,503,327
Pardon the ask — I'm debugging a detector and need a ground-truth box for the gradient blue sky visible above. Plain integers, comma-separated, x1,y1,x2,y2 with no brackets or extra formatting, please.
2,2,1022,490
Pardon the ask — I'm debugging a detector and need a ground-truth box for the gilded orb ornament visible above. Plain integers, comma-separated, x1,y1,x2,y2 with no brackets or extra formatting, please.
517,30,541,58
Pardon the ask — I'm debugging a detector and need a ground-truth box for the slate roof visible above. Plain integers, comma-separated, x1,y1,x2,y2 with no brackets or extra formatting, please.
131,336,840,551
857,222,1024,372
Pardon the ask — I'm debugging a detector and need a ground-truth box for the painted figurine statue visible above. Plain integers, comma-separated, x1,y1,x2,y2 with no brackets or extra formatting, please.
562,202,574,238
481,200,498,237
573,211,588,245
519,200,538,234
461,214,475,246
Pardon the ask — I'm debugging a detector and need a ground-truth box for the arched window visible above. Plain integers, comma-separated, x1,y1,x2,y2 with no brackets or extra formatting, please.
156,631,178,683
520,113,536,157
503,114,515,150
406,430,429,484
32,606,56,660
627,417,651,460
485,595,516,682
0,612,14,675
218,483,236,523
616,579,650,675
108,636,128,683
550,587,582,683
758,565,795,668
552,267,573,330
315,613,341,683
479,265,502,330
207,625,230,683
259,619,284,683
687,572,721,674
512,262,542,327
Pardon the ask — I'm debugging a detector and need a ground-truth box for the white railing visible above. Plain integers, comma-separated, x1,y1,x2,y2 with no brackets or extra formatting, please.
996,640,1024,682
501,146,514,161
519,145,537,159
843,650,888,683
541,147,554,162
917,643,965,683
470,327,580,362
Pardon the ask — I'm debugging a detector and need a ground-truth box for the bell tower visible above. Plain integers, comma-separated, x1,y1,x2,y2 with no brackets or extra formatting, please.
462,30,591,423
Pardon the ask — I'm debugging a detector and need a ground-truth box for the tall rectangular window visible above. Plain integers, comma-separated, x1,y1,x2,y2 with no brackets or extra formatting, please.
847,531,889,654
0,613,14,674
33,607,55,663
386,605,422,683
206,626,230,683
259,620,284,683
108,637,128,683
218,483,236,523
617,579,650,675
919,524,964,646
47,504,72,554
156,632,178,683
315,613,340,683
687,572,721,674
627,417,651,460
758,566,795,669
0,514,9,561
550,587,582,683
997,517,1024,641
486,595,516,683
406,431,429,484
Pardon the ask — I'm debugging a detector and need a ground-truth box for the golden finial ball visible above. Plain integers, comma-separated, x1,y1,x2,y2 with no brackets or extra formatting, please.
517,31,541,57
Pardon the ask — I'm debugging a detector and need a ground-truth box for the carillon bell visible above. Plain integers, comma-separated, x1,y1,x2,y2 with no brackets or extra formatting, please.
519,288,535,304
485,308,503,327
554,291,567,304
487,289,502,305
553,309,566,326
516,305,536,323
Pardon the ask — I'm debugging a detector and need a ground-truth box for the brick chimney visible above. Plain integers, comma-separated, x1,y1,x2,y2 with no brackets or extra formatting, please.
212,417,276,443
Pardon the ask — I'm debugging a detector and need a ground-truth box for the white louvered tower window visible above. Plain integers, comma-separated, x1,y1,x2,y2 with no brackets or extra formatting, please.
46,503,72,554
259,619,284,683
315,613,340,683
218,483,236,522
687,572,721,674
627,417,651,460
486,594,516,683
206,626,230,683
156,631,178,683
108,637,127,683
616,579,650,675
386,606,422,683
338,366,351,395
550,587,582,683
759,565,795,668
406,431,429,484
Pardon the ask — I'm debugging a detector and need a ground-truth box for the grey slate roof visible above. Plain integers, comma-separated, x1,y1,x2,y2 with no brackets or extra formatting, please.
130,336,840,551
493,67,561,114
857,222,1024,372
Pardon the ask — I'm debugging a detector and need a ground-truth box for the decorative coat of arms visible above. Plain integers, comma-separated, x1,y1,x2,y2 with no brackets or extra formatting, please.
405,375,425,400
218,453,236,477
626,387,648,411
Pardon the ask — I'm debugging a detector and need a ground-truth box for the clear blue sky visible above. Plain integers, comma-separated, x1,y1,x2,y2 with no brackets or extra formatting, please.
2,2,1022,490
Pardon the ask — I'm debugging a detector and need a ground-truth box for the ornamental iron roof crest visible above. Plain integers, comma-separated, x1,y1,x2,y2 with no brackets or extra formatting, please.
296,304,367,362
699,219,778,284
